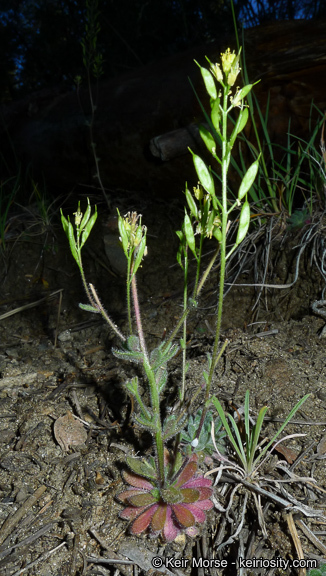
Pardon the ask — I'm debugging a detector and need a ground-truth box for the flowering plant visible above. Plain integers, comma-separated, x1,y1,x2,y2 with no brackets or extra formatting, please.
61,47,258,541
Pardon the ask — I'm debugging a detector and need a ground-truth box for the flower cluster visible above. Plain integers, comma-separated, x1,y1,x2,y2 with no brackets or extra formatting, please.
210,47,241,87
117,454,213,542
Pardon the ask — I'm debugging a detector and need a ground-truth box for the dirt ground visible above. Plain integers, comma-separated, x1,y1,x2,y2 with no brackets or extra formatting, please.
1,192,326,576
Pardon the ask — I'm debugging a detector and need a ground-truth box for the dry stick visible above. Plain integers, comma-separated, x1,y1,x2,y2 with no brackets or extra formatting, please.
69,532,80,576
11,541,66,576
0,289,63,321
296,518,326,556
0,521,58,559
88,529,132,576
225,242,306,290
0,485,47,546
119,541,186,576
285,512,306,576
218,472,323,518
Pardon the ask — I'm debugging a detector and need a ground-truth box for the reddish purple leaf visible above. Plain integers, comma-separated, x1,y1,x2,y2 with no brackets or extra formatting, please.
183,476,213,489
163,506,179,542
196,486,213,500
120,506,143,521
174,459,198,488
172,504,195,528
128,492,157,507
183,503,206,523
131,504,158,535
151,503,167,531
180,488,200,503
195,498,214,511
122,470,154,490
116,488,145,504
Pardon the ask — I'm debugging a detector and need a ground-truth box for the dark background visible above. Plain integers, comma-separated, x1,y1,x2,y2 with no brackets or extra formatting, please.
1,0,325,101
0,0,325,202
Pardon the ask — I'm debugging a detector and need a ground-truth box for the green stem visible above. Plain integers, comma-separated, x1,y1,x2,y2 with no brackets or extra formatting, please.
89,283,126,341
180,246,188,404
195,83,230,442
126,256,132,335
163,245,220,353
192,233,203,298
130,268,165,488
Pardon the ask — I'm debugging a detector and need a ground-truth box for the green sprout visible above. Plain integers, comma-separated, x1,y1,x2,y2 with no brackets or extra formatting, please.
307,564,326,576
210,391,310,479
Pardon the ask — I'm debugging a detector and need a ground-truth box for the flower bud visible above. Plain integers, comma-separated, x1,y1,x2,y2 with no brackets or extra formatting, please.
210,62,223,84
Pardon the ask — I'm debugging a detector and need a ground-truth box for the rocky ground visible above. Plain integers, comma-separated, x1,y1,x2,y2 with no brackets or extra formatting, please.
0,192,326,576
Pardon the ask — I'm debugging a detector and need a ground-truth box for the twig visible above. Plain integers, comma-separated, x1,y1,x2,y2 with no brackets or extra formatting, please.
285,512,306,576
216,492,248,553
0,485,47,545
220,472,323,518
0,521,58,559
11,541,66,575
119,541,187,576
0,289,63,321
296,518,326,556
88,529,132,576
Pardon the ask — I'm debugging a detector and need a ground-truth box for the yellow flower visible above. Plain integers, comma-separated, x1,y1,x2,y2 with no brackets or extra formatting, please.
228,48,241,86
193,184,203,201
220,48,241,88
221,48,236,75
210,62,223,84
73,206,83,227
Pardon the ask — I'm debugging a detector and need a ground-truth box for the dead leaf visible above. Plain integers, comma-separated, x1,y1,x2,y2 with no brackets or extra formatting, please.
272,443,298,464
53,411,87,452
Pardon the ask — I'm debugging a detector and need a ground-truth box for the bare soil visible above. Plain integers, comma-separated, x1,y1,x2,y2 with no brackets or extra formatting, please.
1,193,326,576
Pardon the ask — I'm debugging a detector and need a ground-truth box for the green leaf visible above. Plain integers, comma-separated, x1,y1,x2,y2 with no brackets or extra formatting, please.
230,107,249,148
132,235,147,276
194,61,217,100
79,303,99,313
117,209,129,254
199,125,216,154
112,347,143,363
175,229,184,243
67,221,79,265
126,456,157,480
232,83,255,107
213,227,222,243
185,185,198,219
60,210,69,237
80,200,91,231
127,335,140,352
252,393,310,469
124,376,139,396
81,210,97,248
235,201,250,246
184,212,197,258
211,98,220,132
211,396,246,467
191,152,215,196
133,411,157,431
163,413,187,440
160,486,183,504
238,158,260,200
156,366,168,393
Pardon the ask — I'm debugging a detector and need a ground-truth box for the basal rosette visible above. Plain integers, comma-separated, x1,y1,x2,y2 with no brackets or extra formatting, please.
117,453,213,542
